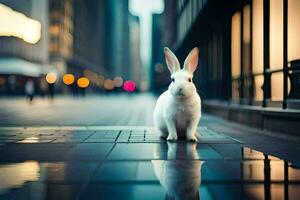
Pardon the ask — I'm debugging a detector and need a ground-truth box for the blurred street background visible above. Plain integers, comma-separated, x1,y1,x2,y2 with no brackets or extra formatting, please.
0,0,166,97
0,0,168,128
0,94,155,126
0,0,300,135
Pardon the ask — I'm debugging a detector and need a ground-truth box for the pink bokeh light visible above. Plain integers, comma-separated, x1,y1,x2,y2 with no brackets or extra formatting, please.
123,80,136,92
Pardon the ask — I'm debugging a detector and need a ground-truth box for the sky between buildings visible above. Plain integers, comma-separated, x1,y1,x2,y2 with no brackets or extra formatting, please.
129,0,164,76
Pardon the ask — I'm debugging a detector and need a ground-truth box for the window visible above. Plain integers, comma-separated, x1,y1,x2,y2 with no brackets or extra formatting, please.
243,5,251,99
231,1,292,105
288,0,300,62
50,25,60,36
252,0,264,100
231,11,241,100
269,0,284,101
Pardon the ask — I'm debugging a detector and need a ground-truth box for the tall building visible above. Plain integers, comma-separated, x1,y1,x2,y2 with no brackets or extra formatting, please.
104,0,131,80
160,0,300,136
70,0,107,78
129,14,142,90
0,0,53,95
162,0,177,49
49,0,73,78
151,13,165,92
151,0,178,92
49,0,113,93
67,0,133,92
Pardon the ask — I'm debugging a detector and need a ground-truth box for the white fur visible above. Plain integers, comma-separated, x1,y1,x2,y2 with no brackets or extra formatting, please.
153,47,201,142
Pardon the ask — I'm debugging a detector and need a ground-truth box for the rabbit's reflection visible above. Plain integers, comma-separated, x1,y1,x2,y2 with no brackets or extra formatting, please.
152,142,203,200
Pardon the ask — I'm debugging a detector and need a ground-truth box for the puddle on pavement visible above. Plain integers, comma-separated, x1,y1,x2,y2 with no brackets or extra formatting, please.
151,143,300,200
0,144,299,200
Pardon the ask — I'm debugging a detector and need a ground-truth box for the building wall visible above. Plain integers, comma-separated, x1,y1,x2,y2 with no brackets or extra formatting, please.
162,0,177,49
104,0,131,80
172,0,300,109
151,14,165,92
151,1,179,93
0,0,49,63
72,0,106,76
68,0,135,92
49,0,73,61
129,14,142,88
168,0,233,100
49,0,73,78
0,0,49,95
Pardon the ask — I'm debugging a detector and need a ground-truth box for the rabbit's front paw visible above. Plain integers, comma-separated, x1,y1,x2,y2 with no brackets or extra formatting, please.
187,135,198,143
167,135,178,141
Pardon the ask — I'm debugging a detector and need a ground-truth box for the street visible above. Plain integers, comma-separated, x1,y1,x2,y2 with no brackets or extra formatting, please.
0,94,300,199
0,94,156,126
0,109,300,199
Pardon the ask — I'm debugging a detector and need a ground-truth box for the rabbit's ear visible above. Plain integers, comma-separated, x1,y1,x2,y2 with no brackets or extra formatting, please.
164,47,180,74
183,47,199,74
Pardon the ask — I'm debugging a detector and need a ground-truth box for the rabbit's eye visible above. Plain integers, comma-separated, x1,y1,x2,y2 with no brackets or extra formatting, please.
171,78,175,82
188,78,192,82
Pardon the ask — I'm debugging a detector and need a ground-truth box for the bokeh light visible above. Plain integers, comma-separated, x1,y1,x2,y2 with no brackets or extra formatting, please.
77,77,90,88
84,69,98,83
139,80,149,92
123,80,136,92
0,77,5,85
113,76,123,87
97,75,105,87
154,63,165,73
46,73,57,84
104,79,114,90
63,74,75,85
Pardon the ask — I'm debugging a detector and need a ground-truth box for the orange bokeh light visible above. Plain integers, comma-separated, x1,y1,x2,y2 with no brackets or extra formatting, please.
77,77,90,88
104,79,114,90
63,74,75,85
97,75,105,87
46,73,57,84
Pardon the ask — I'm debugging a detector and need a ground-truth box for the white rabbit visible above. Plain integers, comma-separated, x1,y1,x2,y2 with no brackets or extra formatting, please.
153,47,201,142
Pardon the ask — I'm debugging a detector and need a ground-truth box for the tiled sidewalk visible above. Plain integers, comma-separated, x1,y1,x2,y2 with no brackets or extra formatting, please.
0,126,236,144
0,115,300,199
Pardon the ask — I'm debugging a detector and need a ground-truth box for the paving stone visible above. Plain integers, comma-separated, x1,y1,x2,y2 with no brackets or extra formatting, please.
0,143,75,162
0,139,22,143
79,184,164,200
52,138,85,143
108,143,164,160
39,162,99,182
63,143,114,161
1,114,300,199
93,161,157,182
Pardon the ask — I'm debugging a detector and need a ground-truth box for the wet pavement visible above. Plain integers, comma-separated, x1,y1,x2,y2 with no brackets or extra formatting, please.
0,115,300,199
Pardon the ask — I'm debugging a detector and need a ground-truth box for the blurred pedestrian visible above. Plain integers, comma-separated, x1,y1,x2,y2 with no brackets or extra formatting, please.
40,78,48,97
48,83,54,100
25,79,35,103
8,75,16,95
